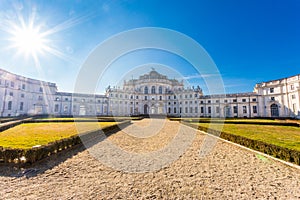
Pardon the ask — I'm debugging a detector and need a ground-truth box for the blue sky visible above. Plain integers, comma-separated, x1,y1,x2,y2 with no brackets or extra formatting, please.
0,0,299,94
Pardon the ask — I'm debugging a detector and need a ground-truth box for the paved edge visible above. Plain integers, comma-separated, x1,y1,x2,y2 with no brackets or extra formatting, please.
180,122,300,170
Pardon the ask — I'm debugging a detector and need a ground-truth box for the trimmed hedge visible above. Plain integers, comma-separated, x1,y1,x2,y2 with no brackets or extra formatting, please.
171,118,300,127
181,121,300,166
0,120,131,164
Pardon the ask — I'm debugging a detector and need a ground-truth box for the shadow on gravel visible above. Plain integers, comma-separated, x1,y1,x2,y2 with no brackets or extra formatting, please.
0,122,131,178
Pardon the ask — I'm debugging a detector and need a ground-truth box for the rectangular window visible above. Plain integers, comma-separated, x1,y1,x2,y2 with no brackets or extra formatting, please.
291,94,296,99
174,95,176,99
9,92,13,96
145,96,148,100
190,107,193,113
159,96,162,100
11,82,14,88
185,107,188,113
252,98,256,102
270,88,274,93
243,106,247,113
54,104,59,112
195,94,197,97
73,105,77,112
233,106,238,114
64,105,68,112
253,106,257,113
200,101,204,104
22,84,25,90
242,99,246,102
8,101,12,110
291,85,294,90
39,87,43,92
216,100,220,103
292,103,297,112
195,107,198,113
224,100,228,103
200,107,204,113
207,100,211,104
20,102,24,111
271,97,275,101
21,93,25,98
233,99,237,103
208,106,211,114
216,106,220,113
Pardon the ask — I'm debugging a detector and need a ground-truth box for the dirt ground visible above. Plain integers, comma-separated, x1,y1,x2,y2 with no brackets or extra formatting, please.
0,119,299,199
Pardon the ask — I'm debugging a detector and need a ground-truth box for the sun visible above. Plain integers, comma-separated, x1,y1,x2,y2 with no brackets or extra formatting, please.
13,26,45,55
10,24,48,59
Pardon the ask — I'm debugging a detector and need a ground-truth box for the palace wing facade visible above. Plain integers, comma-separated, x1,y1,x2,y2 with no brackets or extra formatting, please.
0,68,299,118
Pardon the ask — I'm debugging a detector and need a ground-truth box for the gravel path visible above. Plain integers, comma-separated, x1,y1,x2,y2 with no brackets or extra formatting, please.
0,119,299,199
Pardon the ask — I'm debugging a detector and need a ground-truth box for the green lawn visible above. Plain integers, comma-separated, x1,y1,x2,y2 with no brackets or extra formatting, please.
192,123,300,151
0,122,117,149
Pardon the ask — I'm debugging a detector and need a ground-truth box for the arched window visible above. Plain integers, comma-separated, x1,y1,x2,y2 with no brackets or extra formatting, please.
151,86,155,94
144,86,148,94
159,86,163,94
270,104,279,117
174,107,177,113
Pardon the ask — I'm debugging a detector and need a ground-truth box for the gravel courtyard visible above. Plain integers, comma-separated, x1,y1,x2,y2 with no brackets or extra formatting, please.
0,119,299,199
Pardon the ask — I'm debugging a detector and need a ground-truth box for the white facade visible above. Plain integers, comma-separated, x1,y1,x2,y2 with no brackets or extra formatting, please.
0,68,299,118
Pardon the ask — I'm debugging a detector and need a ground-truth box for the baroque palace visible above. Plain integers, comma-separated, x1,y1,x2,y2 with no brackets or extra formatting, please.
0,68,299,119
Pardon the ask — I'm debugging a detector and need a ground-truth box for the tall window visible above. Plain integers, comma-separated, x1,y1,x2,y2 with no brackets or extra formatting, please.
243,106,247,113
216,106,220,113
253,106,257,113
144,86,148,94
233,106,238,114
8,101,12,110
159,86,162,94
200,107,204,113
54,104,59,112
39,87,43,92
174,107,177,113
208,107,211,114
20,102,24,111
270,88,274,93
151,86,155,94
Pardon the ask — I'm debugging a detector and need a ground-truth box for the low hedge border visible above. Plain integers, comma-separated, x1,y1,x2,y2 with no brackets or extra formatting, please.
171,118,300,127
0,120,131,164
181,121,300,166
